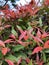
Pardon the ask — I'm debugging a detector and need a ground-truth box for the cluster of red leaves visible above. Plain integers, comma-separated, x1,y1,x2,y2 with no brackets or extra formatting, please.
0,0,40,20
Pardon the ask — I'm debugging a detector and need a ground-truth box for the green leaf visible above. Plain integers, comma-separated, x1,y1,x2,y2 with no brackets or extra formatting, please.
28,59,32,65
12,45,24,52
47,62,49,65
21,60,26,65
43,26,48,31
11,27,17,36
17,25,22,30
15,52,27,59
42,51,46,62
39,18,43,27
44,49,49,53
6,55,21,62
18,18,23,22
27,22,32,30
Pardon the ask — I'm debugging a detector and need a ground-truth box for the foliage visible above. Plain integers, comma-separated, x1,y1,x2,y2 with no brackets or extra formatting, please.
0,0,49,65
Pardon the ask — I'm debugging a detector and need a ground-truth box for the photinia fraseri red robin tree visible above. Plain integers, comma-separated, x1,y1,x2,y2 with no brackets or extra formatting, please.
0,0,49,65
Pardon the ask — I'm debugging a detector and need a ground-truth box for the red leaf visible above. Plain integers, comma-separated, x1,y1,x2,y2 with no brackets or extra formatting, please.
4,25,11,28
17,40,30,46
19,28,33,40
24,35,29,40
33,36,44,44
4,39,13,44
9,11,16,19
1,47,10,55
19,30,27,40
42,32,49,39
5,60,14,65
0,40,5,47
26,58,30,63
33,8,40,15
32,47,43,54
44,40,49,48
17,40,26,46
9,34,16,40
27,29,44,44
37,29,41,38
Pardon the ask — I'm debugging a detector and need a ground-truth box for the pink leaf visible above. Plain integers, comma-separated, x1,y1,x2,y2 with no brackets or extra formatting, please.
5,60,14,65
17,40,30,46
19,28,33,41
1,47,10,55
37,29,41,38
9,34,16,40
28,31,44,44
4,39,13,44
42,32,49,39
0,40,5,47
33,36,44,44
4,25,11,28
32,47,43,54
44,40,49,48
26,58,30,63
19,30,27,40
17,40,25,46
24,35,29,40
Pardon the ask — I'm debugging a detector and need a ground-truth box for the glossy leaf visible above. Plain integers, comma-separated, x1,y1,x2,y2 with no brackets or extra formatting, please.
32,47,43,54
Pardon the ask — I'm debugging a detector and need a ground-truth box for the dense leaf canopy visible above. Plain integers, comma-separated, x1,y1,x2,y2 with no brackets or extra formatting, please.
0,0,49,65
